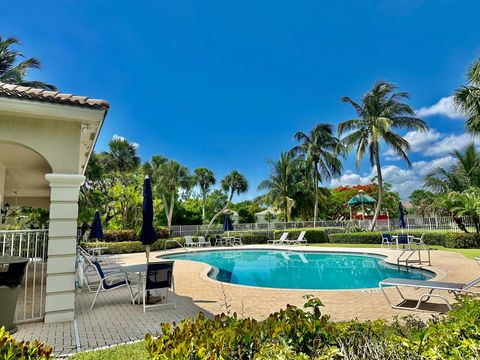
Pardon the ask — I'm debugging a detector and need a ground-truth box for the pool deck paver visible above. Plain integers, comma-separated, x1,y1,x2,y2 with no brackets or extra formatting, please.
12,245,480,356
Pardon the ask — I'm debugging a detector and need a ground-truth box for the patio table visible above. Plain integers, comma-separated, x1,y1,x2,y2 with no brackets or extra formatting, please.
86,246,109,256
391,235,413,249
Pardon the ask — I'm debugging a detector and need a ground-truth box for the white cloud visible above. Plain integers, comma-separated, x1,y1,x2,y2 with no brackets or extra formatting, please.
330,171,371,188
384,129,442,159
415,96,463,119
112,134,140,149
412,156,456,176
424,133,479,156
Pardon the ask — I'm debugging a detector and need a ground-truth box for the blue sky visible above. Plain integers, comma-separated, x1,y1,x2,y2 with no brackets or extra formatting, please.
3,1,480,200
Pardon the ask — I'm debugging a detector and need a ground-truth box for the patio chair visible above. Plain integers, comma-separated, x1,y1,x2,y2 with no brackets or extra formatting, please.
142,261,176,313
184,236,200,247
379,276,480,312
214,235,225,246
232,237,243,246
82,255,134,310
282,231,307,245
197,236,211,247
267,232,288,244
381,233,395,247
394,234,410,249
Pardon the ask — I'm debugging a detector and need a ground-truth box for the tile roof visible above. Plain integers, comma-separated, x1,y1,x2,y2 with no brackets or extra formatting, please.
0,82,109,110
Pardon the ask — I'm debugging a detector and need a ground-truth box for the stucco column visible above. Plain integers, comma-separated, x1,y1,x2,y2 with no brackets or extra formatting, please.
44,173,85,323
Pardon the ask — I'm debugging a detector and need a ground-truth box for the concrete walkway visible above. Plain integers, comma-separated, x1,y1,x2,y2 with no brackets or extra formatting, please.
13,245,480,356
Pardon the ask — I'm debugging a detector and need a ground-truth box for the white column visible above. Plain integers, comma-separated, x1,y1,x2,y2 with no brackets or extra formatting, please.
44,173,85,323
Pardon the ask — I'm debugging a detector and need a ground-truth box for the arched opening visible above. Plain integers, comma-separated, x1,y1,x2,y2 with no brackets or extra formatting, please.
0,141,53,210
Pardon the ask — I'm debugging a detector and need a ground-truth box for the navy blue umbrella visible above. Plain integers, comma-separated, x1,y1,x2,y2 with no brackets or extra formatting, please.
140,177,157,261
89,210,104,240
223,214,234,232
398,202,406,230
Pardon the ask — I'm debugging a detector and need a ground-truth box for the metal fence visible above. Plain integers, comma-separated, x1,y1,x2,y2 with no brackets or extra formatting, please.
169,216,470,238
0,229,48,323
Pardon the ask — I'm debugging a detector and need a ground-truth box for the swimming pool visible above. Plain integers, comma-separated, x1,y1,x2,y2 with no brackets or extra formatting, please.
161,249,434,290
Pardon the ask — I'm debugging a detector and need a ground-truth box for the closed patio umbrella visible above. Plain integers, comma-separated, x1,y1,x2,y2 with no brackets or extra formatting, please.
223,214,234,232
89,210,104,240
140,176,157,262
398,202,406,232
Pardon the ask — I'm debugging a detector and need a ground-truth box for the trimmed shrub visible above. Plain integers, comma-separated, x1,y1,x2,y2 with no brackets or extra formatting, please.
0,326,53,359
328,230,480,248
145,295,480,359
155,227,170,239
274,228,328,243
103,230,136,242
82,237,185,255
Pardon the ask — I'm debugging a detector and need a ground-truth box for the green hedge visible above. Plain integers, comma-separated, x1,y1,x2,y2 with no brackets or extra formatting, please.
328,230,480,248
273,228,328,243
82,237,185,254
100,227,170,242
145,296,480,359
0,326,53,359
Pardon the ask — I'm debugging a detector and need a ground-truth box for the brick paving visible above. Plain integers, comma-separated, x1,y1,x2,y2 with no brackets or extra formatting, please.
12,245,480,356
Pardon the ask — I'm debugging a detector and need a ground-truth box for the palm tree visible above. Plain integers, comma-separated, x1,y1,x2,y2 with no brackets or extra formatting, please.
206,170,248,236
193,167,216,223
102,138,141,174
338,81,428,231
257,152,301,222
157,160,192,232
290,124,342,223
454,57,480,134
0,36,56,90
448,188,480,233
424,143,480,193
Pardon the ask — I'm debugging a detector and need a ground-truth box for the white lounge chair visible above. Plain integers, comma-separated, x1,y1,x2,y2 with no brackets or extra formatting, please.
184,236,200,247
197,236,211,247
268,232,288,244
379,276,480,312
282,231,307,245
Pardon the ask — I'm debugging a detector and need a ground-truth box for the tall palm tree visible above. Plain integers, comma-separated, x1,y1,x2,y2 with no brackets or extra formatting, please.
257,152,301,222
0,36,56,90
206,170,248,236
102,138,141,174
454,57,480,134
193,167,216,223
338,81,428,231
424,143,480,193
157,160,192,232
290,124,342,223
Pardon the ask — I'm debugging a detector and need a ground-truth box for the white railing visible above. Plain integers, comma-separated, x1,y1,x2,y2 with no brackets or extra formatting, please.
169,216,471,237
0,229,48,323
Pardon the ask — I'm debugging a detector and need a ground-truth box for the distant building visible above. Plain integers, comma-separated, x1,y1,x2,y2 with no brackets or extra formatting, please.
255,207,280,224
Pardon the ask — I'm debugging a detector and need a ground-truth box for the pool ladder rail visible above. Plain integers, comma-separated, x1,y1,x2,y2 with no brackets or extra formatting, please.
164,239,191,254
396,235,431,268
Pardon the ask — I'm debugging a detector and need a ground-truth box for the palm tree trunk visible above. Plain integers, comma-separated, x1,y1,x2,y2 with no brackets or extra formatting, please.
201,190,206,224
205,191,233,237
167,191,175,233
370,149,383,232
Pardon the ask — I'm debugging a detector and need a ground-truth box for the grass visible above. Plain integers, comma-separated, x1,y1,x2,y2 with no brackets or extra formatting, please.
308,243,480,260
70,341,148,360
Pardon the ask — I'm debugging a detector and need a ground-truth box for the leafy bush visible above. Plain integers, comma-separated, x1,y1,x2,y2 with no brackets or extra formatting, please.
274,228,328,243
328,230,480,248
145,296,480,359
102,227,169,242
0,326,53,359
82,237,185,255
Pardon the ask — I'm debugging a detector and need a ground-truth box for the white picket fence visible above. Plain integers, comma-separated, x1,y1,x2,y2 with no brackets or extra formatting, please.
169,216,471,237
0,229,48,323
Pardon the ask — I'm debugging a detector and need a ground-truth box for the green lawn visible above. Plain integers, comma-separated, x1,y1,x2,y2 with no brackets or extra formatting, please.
308,243,480,260
70,341,148,360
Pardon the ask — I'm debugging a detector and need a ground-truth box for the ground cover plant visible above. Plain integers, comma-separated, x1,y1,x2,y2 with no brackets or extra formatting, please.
0,326,53,359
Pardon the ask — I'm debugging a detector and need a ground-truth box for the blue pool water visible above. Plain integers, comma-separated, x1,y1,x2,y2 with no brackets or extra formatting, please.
161,250,433,290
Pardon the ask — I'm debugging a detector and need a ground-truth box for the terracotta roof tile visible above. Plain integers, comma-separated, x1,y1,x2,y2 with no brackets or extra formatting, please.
0,82,109,110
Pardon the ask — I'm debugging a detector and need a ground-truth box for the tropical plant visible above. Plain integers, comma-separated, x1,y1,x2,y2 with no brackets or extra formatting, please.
424,143,480,193
409,189,436,218
156,160,192,232
338,81,428,231
102,138,141,175
258,152,301,222
448,188,480,233
193,167,216,223
454,56,480,134
206,170,248,235
0,36,56,90
290,124,343,223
